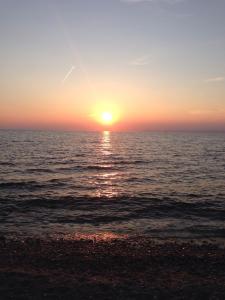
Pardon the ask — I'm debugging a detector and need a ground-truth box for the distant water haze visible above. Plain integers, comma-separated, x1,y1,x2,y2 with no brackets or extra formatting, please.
0,130,225,239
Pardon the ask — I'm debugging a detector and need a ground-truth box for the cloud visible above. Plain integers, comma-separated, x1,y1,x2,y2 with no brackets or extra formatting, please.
129,55,151,66
205,77,225,83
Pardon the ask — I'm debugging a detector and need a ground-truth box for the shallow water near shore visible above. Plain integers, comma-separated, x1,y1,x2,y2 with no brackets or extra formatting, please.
0,130,225,241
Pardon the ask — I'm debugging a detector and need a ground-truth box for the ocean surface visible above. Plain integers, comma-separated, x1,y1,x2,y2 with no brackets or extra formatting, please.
0,130,225,240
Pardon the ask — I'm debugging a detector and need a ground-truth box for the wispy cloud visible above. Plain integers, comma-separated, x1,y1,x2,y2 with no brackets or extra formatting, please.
129,55,151,66
205,77,225,83
61,65,75,85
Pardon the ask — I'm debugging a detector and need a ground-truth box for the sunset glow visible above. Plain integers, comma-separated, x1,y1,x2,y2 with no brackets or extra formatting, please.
0,2,225,298
100,112,113,125
91,101,121,129
0,1,225,131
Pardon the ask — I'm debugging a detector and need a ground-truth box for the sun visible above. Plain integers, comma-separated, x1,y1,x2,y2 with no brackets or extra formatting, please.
91,102,121,127
101,112,113,125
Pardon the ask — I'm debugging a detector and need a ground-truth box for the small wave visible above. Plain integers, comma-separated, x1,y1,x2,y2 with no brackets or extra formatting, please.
59,159,76,165
5,195,224,221
0,162,15,166
26,168,55,173
56,161,145,172
0,181,38,189
85,165,117,171
112,160,146,165
75,154,85,157
22,140,34,143
186,226,225,237
0,193,225,239
0,178,70,190
125,177,155,183
57,165,118,172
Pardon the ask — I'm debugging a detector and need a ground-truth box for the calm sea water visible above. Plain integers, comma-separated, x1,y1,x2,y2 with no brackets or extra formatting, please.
0,130,225,239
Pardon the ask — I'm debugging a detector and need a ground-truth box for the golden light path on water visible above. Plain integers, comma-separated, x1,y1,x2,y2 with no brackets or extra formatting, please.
51,131,125,241
94,131,119,198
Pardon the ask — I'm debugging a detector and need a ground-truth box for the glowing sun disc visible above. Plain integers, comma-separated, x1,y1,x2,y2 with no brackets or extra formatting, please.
101,112,113,124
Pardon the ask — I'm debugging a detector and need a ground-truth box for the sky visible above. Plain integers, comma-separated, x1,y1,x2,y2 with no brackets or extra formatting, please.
0,0,225,131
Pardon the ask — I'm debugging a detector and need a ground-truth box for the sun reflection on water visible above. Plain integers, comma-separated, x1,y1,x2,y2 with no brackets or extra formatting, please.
94,131,119,198
101,131,111,156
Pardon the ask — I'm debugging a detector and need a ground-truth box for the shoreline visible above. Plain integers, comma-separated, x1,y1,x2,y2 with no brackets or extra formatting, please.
0,236,225,299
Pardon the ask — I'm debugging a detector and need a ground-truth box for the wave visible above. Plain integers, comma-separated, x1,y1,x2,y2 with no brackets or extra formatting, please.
0,162,15,166
55,160,146,172
0,181,38,189
0,192,225,239
0,178,69,190
112,160,146,165
56,165,119,172
25,168,55,173
84,165,117,171
2,195,224,222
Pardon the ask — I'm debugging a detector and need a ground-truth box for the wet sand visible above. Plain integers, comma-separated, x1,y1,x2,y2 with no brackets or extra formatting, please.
0,236,225,299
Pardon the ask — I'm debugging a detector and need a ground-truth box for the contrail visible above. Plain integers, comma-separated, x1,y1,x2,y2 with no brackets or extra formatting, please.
61,65,75,84
50,2,96,97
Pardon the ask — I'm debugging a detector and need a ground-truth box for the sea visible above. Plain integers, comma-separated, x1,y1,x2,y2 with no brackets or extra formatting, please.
0,130,225,240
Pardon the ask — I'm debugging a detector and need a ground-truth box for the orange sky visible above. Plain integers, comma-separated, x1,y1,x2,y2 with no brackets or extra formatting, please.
1,0,225,131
